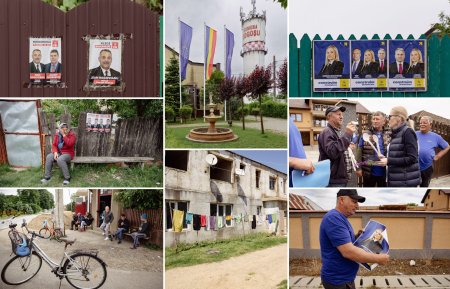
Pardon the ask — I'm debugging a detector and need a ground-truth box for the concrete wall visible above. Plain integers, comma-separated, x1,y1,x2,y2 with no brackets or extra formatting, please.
165,150,287,247
290,210,450,259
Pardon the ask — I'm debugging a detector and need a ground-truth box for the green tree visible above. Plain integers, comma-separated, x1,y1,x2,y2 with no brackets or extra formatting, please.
42,99,100,127
100,99,163,118
165,56,182,116
433,2,450,37
42,0,163,14
18,190,41,206
39,190,55,210
204,70,225,104
114,190,163,210
274,0,287,9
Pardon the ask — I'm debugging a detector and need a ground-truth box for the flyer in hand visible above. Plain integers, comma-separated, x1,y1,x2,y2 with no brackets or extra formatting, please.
353,220,389,271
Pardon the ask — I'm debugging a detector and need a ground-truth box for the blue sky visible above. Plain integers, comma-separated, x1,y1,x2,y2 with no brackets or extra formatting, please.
231,150,287,174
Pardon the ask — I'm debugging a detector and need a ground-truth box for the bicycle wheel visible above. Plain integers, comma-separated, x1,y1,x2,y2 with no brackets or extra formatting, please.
39,228,51,239
54,229,63,239
1,251,42,285
63,253,107,289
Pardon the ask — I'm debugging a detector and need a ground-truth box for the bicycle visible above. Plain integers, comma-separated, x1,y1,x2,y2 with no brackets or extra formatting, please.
1,218,108,289
39,219,63,240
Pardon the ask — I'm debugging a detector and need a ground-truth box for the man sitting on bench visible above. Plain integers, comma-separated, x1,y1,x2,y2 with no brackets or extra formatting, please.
80,212,94,231
114,213,130,244
130,213,151,249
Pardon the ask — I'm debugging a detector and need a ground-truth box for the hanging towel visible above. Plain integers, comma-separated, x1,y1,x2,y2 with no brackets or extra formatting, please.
185,212,193,224
217,216,223,229
251,215,256,229
225,215,232,221
193,214,201,231
272,213,278,224
200,215,207,227
244,214,249,222
173,210,184,232
209,216,216,230
268,214,273,224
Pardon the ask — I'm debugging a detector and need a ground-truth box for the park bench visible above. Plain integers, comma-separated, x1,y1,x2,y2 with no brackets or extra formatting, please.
70,156,154,171
123,228,151,244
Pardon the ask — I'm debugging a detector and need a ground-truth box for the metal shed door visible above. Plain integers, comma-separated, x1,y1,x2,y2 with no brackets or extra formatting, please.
0,101,42,167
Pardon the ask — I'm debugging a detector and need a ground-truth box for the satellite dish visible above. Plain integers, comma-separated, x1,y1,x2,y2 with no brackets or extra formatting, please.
205,154,218,166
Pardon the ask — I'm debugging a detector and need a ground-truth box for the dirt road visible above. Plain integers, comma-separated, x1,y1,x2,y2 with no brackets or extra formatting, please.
166,243,287,289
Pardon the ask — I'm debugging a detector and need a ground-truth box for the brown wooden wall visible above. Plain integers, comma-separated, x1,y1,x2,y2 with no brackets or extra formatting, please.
0,0,160,97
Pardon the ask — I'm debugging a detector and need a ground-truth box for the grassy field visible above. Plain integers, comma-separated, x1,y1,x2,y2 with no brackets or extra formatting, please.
277,280,287,289
165,233,287,269
0,163,163,187
165,125,287,148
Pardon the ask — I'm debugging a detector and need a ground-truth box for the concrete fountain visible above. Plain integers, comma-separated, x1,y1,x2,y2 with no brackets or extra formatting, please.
186,94,238,143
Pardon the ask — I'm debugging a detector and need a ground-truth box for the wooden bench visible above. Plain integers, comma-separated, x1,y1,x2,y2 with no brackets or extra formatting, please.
70,156,154,171
123,231,150,244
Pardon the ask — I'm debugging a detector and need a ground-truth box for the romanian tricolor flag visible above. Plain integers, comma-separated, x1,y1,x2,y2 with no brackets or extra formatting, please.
204,25,217,80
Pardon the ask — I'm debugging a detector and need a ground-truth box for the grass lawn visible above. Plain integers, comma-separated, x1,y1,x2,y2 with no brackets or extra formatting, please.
165,233,287,269
165,125,287,148
0,163,163,187
277,280,287,289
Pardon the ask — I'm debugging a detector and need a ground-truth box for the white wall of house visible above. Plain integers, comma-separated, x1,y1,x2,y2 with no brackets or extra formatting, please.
165,150,287,247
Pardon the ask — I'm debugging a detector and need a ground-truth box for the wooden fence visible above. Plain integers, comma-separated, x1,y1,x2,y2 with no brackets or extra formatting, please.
0,0,160,97
289,33,450,97
122,208,163,246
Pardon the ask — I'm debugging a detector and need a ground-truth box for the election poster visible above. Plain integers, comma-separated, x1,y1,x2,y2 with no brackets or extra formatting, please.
85,113,112,133
29,38,62,84
313,40,351,92
87,39,122,87
350,40,388,92
354,220,389,271
388,40,427,92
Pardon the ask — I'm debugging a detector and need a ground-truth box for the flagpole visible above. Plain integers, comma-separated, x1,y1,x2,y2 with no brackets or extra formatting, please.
224,25,227,123
203,22,206,122
178,18,182,123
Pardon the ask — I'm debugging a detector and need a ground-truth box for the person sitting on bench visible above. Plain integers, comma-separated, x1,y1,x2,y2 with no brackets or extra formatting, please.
70,213,82,230
130,213,151,249
80,212,94,231
113,213,130,244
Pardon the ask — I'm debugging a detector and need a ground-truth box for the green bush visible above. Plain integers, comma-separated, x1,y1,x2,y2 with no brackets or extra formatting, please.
260,101,287,118
179,105,193,122
29,203,42,214
237,106,249,119
251,108,260,120
165,107,175,122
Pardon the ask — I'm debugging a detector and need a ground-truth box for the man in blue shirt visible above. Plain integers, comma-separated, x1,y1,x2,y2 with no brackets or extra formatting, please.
416,116,450,187
289,117,315,187
320,189,389,288
356,112,390,187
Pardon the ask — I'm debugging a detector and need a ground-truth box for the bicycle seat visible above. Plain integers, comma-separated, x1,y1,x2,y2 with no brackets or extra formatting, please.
59,238,76,245
9,224,17,229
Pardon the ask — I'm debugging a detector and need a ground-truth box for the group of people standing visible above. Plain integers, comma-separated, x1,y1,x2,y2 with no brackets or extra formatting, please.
289,105,449,187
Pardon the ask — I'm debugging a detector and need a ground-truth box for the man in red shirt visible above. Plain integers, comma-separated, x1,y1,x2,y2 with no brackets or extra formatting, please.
41,123,76,185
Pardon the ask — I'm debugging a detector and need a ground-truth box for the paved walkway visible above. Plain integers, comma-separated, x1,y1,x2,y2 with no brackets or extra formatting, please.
290,275,450,288
168,116,287,134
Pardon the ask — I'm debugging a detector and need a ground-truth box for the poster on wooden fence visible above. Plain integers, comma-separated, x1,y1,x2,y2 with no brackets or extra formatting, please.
388,40,427,92
86,113,112,133
87,39,122,87
313,40,351,92
350,40,388,92
29,38,62,84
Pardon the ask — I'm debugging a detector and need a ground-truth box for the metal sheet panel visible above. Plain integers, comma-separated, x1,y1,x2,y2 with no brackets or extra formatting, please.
5,135,41,167
0,101,39,133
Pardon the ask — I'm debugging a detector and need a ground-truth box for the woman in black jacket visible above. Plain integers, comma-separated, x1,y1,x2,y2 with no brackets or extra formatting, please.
378,106,420,187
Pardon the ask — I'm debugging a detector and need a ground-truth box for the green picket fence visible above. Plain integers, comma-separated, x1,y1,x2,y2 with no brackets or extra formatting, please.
289,33,450,97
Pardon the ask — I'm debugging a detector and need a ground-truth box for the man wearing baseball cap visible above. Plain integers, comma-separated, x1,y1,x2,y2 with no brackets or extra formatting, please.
320,189,390,289
41,122,76,185
318,106,356,187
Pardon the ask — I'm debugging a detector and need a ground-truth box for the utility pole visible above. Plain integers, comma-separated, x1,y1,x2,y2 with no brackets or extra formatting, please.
273,55,276,98
55,189,65,236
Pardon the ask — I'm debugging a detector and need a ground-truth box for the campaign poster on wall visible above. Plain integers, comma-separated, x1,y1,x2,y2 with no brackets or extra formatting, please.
87,39,122,86
388,40,426,91
85,113,112,133
350,40,388,92
29,38,62,84
313,40,351,92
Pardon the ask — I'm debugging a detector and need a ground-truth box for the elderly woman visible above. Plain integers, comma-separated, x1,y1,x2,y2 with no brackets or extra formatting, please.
378,106,420,187
318,45,344,76
406,48,424,77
